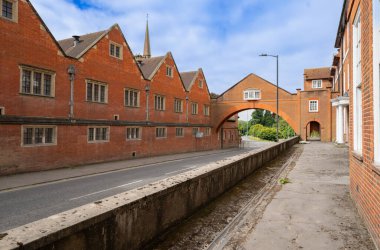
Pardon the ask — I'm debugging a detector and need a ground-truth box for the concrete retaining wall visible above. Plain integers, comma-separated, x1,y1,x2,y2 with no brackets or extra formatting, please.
0,137,299,250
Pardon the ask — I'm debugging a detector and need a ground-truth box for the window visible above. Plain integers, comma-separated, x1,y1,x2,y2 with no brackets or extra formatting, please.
156,127,167,138
1,0,17,22
203,105,210,116
175,127,184,137
198,80,203,88
243,89,261,100
309,100,318,112
154,95,165,110
22,126,56,146
192,127,199,135
86,80,107,103
353,8,362,154
0,107,4,115
205,128,211,136
174,99,183,113
110,42,122,59
312,80,323,89
20,66,55,97
166,66,173,77
124,89,140,107
88,127,109,142
191,102,198,115
126,127,141,140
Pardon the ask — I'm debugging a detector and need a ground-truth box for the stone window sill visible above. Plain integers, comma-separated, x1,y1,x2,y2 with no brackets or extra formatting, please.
352,151,363,162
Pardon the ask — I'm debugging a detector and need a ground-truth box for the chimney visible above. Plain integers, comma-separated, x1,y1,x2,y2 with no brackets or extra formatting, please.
72,35,80,47
134,54,144,65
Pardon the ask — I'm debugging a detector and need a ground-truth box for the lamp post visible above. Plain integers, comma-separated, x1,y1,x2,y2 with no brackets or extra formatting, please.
259,54,279,142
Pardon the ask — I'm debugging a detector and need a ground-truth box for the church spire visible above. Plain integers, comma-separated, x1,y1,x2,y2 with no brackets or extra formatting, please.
143,14,151,58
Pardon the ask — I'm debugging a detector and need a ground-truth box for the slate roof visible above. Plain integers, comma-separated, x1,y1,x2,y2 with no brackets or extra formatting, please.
180,71,197,91
58,30,107,58
304,67,332,80
138,56,165,79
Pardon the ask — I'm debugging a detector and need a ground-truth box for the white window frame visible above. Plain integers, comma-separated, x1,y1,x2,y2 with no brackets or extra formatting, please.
174,98,183,113
19,66,55,97
124,88,140,107
1,0,18,22
373,0,380,164
0,107,4,115
175,127,184,137
192,127,199,135
205,127,211,136
155,127,167,138
21,125,57,147
203,105,210,116
191,102,198,115
154,95,165,111
126,127,141,140
312,80,323,89
353,8,363,154
243,89,261,100
309,100,318,112
88,126,110,143
109,41,123,59
86,80,108,104
166,66,173,78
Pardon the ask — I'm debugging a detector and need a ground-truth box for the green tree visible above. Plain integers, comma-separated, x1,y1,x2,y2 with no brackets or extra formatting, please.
238,120,248,135
278,118,295,139
263,111,275,127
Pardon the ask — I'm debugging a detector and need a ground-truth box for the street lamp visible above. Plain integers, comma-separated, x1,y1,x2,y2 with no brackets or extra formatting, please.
259,54,279,142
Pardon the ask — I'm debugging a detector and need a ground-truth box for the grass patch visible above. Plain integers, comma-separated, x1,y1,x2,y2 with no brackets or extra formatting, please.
279,178,291,185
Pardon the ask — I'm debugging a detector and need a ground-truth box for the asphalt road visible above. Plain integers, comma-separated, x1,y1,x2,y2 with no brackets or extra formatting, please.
0,146,263,232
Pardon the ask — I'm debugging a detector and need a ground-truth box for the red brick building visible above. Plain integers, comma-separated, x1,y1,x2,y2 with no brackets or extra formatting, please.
0,0,239,175
333,0,380,247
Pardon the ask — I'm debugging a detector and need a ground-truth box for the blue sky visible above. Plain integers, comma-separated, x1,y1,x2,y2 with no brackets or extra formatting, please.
31,0,342,97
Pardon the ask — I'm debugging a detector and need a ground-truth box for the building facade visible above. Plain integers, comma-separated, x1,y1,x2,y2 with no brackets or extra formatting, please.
333,0,380,247
0,0,240,175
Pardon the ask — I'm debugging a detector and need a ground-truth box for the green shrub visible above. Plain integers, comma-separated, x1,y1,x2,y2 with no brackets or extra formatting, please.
249,124,264,137
259,127,277,141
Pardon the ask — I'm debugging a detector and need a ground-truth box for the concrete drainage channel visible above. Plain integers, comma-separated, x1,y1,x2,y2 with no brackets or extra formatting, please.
151,143,302,250
0,137,299,250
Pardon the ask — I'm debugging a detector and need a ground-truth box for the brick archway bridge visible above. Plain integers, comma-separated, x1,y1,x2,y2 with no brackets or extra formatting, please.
212,74,301,135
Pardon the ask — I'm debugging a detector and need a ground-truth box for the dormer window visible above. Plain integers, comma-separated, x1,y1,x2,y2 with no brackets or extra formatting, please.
243,89,261,100
312,80,322,89
166,66,173,77
1,0,17,22
109,42,122,59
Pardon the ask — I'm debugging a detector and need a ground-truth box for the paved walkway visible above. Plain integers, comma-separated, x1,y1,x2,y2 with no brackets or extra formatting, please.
0,149,239,191
241,142,375,249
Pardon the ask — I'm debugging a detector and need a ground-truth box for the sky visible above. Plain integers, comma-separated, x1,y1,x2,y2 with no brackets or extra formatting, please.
30,0,343,120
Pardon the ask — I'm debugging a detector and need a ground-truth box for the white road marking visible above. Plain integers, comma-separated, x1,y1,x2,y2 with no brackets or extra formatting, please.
69,180,143,201
165,165,198,175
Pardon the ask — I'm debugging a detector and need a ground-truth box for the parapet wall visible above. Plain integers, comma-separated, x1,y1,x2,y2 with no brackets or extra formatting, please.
0,137,299,250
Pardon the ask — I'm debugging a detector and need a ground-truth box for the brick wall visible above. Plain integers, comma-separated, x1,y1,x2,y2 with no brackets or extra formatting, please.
345,0,380,247
0,0,228,175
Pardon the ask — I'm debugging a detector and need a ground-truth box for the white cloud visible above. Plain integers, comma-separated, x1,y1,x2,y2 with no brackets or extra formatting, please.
31,0,342,94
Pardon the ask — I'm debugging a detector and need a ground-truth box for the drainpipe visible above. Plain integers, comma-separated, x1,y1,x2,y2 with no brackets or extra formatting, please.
145,83,150,121
186,94,189,123
67,65,76,119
